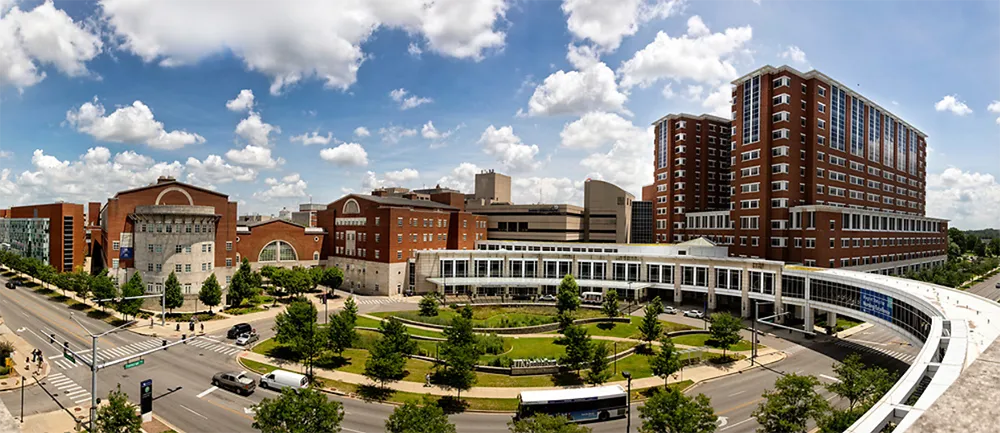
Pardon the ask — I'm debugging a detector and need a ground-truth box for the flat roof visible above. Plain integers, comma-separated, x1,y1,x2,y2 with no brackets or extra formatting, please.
650,112,731,126
520,385,625,404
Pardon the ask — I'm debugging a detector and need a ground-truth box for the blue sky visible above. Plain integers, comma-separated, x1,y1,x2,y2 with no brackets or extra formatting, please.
1,0,998,229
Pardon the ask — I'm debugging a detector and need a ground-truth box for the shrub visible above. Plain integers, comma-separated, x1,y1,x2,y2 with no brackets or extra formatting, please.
0,341,14,361
488,356,512,368
351,332,382,351
0,365,9,376
477,334,505,355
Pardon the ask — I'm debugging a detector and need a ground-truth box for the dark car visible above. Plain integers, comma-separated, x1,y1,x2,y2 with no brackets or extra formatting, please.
226,323,252,339
212,371,256,395
4,281,15,289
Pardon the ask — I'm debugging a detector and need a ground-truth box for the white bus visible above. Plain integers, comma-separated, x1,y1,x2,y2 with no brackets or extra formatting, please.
516,385,628,422
580,291,603,305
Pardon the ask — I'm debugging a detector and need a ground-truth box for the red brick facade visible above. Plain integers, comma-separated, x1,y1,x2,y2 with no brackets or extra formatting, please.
8,203,86,272
236,219,324,266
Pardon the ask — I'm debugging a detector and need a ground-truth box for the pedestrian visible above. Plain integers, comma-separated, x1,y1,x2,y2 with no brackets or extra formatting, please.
424,373,431,387
200,323,204,333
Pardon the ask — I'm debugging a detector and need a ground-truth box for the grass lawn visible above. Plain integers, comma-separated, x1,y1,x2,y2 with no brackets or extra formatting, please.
631,380,694,401
670,334,755,352
358,315,446,339
582,316,695,339
223,306,266,316
373,306,604,329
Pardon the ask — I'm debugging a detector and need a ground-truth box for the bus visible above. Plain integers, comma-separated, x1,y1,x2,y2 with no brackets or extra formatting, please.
516,385,628,422
580,291,603,305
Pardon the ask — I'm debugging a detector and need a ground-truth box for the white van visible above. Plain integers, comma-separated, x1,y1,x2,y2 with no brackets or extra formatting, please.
259,370,309,391
581,291,603,304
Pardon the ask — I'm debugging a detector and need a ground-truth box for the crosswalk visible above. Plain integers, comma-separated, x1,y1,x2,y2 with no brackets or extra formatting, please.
353,297,409,305
46,372,92,406
187,338,245,356
835,339,916,364
49,338,165,370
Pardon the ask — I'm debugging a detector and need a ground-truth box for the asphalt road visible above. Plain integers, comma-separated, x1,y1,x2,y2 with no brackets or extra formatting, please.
965,267,1000,301
0,284,916,433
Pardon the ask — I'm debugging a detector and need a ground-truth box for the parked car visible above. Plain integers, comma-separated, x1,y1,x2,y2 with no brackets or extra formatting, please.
235,333,259,346
4,281,15,289
260,370,309,391
404,289,415,297
226,323,252,339
995,282,1000,289
212,371,256,395
683,310,704,319
511,293,531,301
663,306,678,314
538,294,556,302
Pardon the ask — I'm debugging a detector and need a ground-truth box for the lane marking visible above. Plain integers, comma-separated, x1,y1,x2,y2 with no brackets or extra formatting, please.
727,390,745,397
342,428,369,433
820,374,842,383
720,417,755,431
180,404,209,420
196,386,218,398
65,389,89,397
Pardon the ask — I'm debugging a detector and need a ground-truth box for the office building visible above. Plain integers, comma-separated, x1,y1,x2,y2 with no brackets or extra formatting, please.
291,203,325,227
630,201,653,244
0,202,87,272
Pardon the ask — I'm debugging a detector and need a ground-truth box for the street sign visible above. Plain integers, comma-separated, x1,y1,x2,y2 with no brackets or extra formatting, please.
63,353,76,364
124,359,144,370
140,379,152,418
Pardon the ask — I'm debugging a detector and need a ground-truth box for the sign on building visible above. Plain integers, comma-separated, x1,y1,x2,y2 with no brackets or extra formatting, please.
860,288,893,322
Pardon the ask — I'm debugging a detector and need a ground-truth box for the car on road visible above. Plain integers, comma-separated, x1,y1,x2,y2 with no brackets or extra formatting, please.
683,310,704,318
538,294,556,302
212,371,256,395
4,281,15,289
235,333,259,346
260,370,309,391
995,282,1000,289
663,306,678,314
226,323,252,339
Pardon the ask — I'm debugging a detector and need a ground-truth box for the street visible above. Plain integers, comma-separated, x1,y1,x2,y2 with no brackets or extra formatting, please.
964,267,1000,301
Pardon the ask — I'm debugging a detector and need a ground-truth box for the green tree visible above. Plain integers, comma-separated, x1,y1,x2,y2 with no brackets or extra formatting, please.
559,324,592,374
162,271,184,313
65,268,91,300
342,296,358,326
95,385,142,433
326,298,359,356
198,274,222,313
585,342,611,385
817,408,866,433
274,299,324,376
385,398,456,433
252,387,344,433
460,305,473,320
284,267,314,299
90,270,118,310
116,272,144,320
555,275,581,328
650,336,683,387
508,413,593,433
708,312,743,358
638,387,718,433
639,296,664,349
752,374,830,433
438,314,481,399
419,293,439,316
363,335,406,387
227,258,260,308
601,289,619,319
947,241,962,260
321,267,344,291
988,237,1000,257
826,354,896,412
379,317,417,355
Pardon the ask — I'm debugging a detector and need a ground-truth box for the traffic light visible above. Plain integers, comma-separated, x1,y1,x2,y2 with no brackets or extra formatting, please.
182,334,187,343
162,340,167,350
63,341,68,356
49,334,55,344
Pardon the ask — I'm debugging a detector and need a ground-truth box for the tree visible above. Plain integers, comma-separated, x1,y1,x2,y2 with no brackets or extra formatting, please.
639,296,664,349
818,408,866,433
117,272,144,320
419,293,439,317
364,335,406,387
947,241,962,260
228,258,260,308
95,385,142,433
90,270,118,310
198,274,222,313
752,374,830,433
252,387,344,433
460,305,473,319
162,271,184,314
325,298,358,356
341,296,358,326
385,398,456,433
638,387,718,433
650,336,683,387
379,317,417,355
320,267,344,291
826,354,896,412
559,324,592,374
601,289,619,319
508,413,593,433
585,342,611,385
283,267,314,299
438,314,481,399
274,299,323,376
708,312,743,358
555,274,581,328
65,268,91,300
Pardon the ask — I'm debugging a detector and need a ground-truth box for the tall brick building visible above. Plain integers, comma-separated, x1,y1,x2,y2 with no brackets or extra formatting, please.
652,65,947,275
1,203,87,272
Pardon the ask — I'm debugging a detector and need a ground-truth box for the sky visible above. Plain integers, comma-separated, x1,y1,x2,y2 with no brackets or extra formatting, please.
0,0,998,229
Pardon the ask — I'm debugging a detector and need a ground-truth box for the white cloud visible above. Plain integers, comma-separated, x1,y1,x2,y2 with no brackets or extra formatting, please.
290,131,334,145
65,98,206,150
421,121,461,147
779,45,808,66
384,168,420,184
319,142,369,167
701,84,733,118
12,147,183,204
580,122,654,198
617,17,753,89
235,112,280,147
389,88,433,110
686,15,709,37
566,43,600,70
225,89,255,112
927,167,1000,229
0,169,17,200
436,162,480,193
525,61,629,116
478,125,540,172
986,100,1000,124
512,176,585,205
353,126,371,137
185,154,257,187
0,150,12,159
0,1,103,91
408,42,423,57
255,173,308,200
561,0,684,52
661,83,675,99
685,85,704,100
99,0,507,94
934,95,973,116
379,125,418,144
225,145,284,168
560,111,645,150
361,168,420,189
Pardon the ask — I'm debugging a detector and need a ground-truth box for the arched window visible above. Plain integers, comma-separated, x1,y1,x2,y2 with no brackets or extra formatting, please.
312,252,320,260
259,240,298,262
343,199,360,214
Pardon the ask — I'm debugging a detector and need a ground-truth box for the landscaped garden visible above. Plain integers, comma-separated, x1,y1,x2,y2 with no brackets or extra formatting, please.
371,305,606,328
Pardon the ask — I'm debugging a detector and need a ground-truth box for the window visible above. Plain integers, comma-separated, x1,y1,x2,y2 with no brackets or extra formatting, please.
771,128,789,140
818,102,826,113
184,264,191,273
259,241,298,262
818,86,827,97
226,241,233,251
226,258,233,267
818,119,826,129
850,97,865,156
772,146,789,157
830,85,847,151
772,94,790,105
741,150,760,161
741,166,760,177
773,76,790,87
147,263,154,272
742,75,761,144
772,111,790,122
741,182,760,193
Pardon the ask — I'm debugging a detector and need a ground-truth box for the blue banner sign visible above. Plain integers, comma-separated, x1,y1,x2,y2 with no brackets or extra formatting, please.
860,288,893,322
119,247,133,260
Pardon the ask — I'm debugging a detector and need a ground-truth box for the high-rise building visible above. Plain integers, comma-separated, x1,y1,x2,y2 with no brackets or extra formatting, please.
630,201,653,244
1,202,86,272
652,65,947,275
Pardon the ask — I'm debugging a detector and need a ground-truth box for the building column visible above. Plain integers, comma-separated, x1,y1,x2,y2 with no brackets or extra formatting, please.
774,271,784,324
740,268,750,319
803,306,815,333
707,265,717,310
827,311,838,334
673,264,682,304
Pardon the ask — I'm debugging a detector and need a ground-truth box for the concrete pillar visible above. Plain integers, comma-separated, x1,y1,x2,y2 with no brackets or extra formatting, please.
827,311,837,333
740,268,751,319
774,271,784,324
707,265,717,310
673,264,682,304
804,306,814,333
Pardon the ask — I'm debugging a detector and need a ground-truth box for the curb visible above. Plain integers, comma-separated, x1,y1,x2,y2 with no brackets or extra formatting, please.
683,351,787,393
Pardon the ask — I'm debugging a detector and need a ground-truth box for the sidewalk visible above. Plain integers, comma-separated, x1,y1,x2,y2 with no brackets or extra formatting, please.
0,320,49,391
20,405,181,433
240,347,784,399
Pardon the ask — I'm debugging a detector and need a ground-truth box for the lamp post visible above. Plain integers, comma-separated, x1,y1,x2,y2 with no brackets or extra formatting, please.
623,371,632,432
614,341,618,375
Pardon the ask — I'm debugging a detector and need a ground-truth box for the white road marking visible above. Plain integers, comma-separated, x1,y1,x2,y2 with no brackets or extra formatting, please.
727,390,745,397
56,383,79,390
243,407,255,415
180,404,208,420
720,417,755,431
72,396,93,405
342,428,369,433
49,378,74,386
65,389,89,397
820,374,841,383
196,386,218,398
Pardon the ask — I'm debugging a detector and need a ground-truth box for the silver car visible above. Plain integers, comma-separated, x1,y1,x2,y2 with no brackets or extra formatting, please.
663,306,678,314
683,310,704,318
235,333,259,346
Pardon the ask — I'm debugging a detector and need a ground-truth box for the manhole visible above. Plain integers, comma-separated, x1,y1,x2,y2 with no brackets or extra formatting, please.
74,407,82,412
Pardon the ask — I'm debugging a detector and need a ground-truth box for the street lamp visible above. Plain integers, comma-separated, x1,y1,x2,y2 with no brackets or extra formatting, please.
70,313,135,433
622,371,632,432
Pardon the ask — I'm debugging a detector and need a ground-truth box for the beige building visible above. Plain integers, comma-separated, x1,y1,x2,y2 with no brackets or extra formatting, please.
469,203,585,242
584,179,635,243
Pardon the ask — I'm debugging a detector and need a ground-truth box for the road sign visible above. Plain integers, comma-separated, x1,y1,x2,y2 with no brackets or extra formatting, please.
140,379,152,416
124,359,144,370
63,353,76,364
